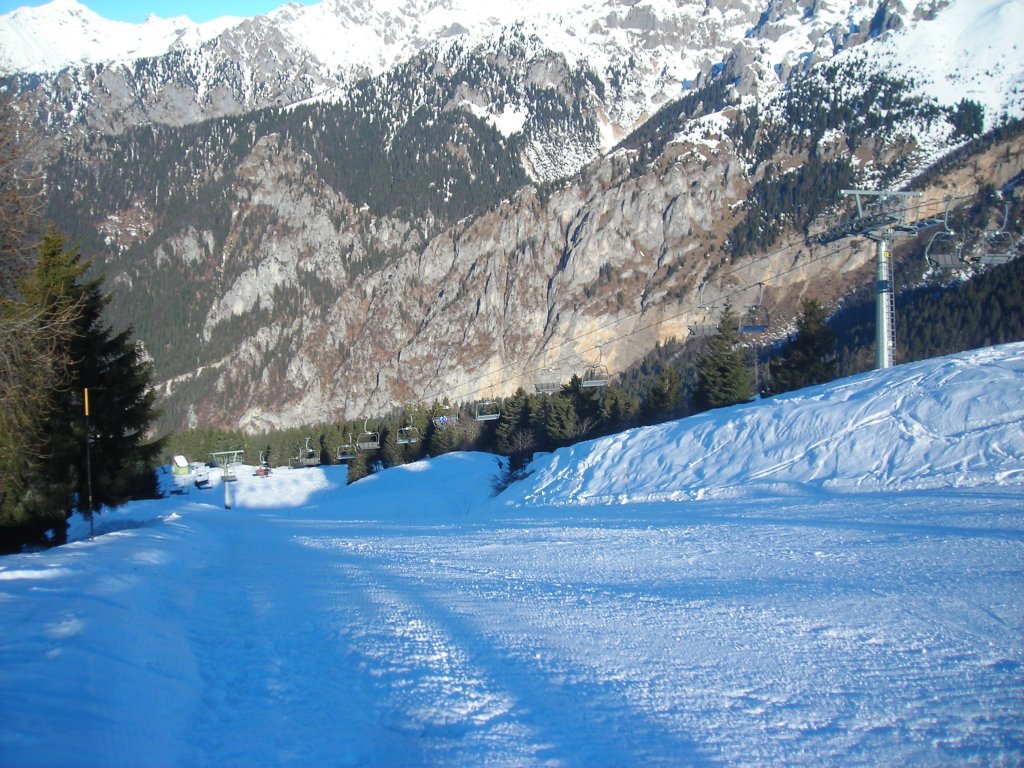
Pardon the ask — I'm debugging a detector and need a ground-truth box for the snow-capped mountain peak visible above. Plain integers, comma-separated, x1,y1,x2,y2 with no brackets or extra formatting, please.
0,0,241,72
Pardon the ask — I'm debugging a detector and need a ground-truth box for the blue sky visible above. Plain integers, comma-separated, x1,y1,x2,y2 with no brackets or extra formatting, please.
1,1,317,23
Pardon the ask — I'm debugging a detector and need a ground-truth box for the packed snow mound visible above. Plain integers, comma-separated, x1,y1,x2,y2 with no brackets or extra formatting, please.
339,451,503,518
134,452,498,530
505,343,1024,507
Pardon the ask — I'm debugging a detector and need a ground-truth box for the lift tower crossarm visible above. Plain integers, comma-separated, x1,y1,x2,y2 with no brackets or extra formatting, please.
814,190,925,370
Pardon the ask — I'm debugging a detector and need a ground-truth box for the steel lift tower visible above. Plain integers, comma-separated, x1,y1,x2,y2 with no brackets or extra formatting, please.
810,189,944,370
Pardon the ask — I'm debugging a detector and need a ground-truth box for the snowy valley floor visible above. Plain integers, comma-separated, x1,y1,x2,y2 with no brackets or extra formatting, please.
2,345,1024,766
0,464,1021,767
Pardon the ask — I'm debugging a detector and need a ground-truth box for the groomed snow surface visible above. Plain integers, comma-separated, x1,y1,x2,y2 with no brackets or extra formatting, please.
2,344,1023,767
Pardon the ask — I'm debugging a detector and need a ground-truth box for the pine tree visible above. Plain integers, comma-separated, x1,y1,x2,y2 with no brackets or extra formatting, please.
345,449,368,485
695,307,753,411
599,384,639,435
9,229,160,543
494,387,529,455
544,394,579,448
379,425,404,468
768,298,838,394
642,367,681,423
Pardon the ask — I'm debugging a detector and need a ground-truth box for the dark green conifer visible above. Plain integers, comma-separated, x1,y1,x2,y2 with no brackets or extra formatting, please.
3,229,160,546
769,298,838,394
695,307,753,411
544,394,579,448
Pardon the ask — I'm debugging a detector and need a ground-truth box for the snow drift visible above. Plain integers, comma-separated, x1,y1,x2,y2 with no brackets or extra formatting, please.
508,343,1024,507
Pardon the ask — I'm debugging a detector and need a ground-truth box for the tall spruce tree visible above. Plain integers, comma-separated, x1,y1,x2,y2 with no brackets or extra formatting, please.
11,229,160,542
768,298,838,394
495,387,538,469
695,306,753,410
345,448,369,485
642,366,681,424
599,384,639,435
544,393,579,448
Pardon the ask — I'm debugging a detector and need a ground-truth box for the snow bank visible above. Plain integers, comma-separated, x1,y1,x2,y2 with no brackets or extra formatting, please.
505,343,1024,507
341,451,503,519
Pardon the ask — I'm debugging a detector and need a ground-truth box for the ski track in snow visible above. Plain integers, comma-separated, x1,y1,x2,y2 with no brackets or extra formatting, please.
4,482,1022,766
2,346,1024,766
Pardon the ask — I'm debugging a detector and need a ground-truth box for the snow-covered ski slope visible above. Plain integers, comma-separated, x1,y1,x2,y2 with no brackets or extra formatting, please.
1,344,1022,767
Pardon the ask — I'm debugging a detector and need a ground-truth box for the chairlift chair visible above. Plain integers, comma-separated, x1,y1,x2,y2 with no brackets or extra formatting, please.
431,403,459,429
534,367,561,393
979,231,1015,265
397,425,421,445
925,230,965,269
737,284,769,334
580,362,610,387
580,348,610,388
356,419,380,451
254,450,272,477
738,306,770,334
924,198,967,269
303,437,321,467
474,399,500,421
688,318,718,336
193,468,211,489
688,282,719,336
336,437,357,462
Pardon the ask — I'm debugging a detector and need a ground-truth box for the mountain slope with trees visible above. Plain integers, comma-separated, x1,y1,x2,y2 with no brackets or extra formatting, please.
3,0,1021,445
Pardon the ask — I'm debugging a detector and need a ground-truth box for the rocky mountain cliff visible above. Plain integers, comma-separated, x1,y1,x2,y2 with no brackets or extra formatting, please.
4,0,1023,433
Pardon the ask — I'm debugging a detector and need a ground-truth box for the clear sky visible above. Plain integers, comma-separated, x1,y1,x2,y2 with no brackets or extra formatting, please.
0,0,318,23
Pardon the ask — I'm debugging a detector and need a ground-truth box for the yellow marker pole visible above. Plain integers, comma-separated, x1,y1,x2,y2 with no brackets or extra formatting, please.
84,388,94,540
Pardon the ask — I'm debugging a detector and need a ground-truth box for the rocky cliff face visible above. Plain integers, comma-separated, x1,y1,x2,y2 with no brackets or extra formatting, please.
147,117,1023,433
